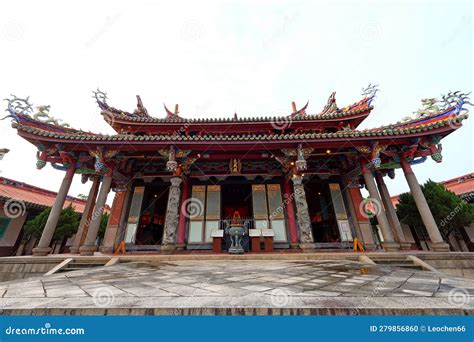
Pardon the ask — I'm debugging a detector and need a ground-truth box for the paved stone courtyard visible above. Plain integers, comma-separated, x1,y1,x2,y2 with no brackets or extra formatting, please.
0,260,473,315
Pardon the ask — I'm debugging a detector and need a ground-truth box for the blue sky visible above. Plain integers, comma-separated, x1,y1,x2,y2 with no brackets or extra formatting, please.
0,0,472,202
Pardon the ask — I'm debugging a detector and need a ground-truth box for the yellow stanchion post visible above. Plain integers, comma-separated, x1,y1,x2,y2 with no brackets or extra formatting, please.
114,241,126,255
353,238,365,252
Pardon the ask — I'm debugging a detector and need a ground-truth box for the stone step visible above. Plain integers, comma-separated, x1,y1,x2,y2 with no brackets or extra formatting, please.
375,259,423,270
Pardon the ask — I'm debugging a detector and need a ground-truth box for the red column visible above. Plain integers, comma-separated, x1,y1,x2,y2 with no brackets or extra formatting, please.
176,176,190,248
283,177,298,247
99,190,127,253
349,187,369,222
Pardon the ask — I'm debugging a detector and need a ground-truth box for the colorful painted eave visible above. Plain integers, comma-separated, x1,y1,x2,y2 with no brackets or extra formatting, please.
11,112,467,145
5,89,470,151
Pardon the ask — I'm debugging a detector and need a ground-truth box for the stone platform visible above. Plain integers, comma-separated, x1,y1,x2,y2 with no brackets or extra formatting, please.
0,259,473,315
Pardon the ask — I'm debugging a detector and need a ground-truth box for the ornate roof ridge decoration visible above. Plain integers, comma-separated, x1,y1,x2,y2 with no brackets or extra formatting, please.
133,95,150,118
289,101,309,117
390,91,472,129
361,83,379,106
97,88,376,124
8,89,470,142
2,95,79,135
163,103,184,121
319,92,340,116
93,88,151,119
12,112,469,142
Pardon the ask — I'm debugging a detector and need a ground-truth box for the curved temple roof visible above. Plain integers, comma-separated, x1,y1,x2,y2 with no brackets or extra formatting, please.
3,88,471,183
93,86,379,135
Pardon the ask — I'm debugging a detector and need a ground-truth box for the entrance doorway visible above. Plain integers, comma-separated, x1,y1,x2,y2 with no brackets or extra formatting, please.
304,181,341,243
221,178,253,251
135,185,169,245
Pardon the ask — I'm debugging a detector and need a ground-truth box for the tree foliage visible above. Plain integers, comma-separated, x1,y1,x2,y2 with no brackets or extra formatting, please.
98,212,110,239
23,207,50,240
23,204,81,242
396,180,474,241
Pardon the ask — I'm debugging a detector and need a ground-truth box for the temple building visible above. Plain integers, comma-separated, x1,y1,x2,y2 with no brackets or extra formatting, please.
0,176,88,256
3,86,471,256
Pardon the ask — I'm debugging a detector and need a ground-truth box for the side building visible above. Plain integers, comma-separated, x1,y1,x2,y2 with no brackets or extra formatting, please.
0,177,87,256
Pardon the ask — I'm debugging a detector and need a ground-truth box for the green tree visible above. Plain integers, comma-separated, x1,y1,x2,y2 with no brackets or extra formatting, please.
98,212,110,240
23,207,50,240
23,204,81,243
396,180,474,247
53,205,81,241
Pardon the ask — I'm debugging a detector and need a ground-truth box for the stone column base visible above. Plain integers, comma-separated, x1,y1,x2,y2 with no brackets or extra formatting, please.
290,243,300,249
161,244,176,254
32,247,52,256
381,242,400,252
429,242,450,252
399,242,412,250
176,244,186,251
79,245,98,256
69,246,80,254
99,246,114,254
299,243,316,251
363,243,378,250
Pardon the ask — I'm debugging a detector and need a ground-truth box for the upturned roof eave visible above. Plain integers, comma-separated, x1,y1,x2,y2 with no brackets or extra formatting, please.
14,120,460,151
